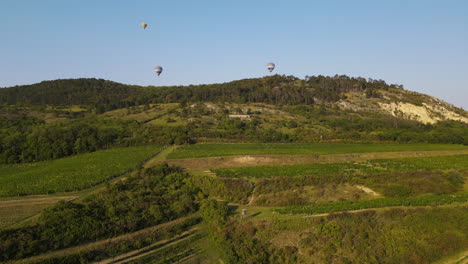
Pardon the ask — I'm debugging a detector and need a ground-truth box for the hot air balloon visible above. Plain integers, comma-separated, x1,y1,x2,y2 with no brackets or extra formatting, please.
154,66,163,76
266,62,275,73
141,22,148,29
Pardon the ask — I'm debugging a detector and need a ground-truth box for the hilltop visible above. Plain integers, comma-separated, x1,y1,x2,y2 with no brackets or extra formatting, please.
1,75,466,124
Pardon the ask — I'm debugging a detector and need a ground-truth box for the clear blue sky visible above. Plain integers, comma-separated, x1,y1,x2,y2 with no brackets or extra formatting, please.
1,0,467,109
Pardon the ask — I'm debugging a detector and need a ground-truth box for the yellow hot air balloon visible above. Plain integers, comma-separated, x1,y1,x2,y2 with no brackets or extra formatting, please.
141,22,148,29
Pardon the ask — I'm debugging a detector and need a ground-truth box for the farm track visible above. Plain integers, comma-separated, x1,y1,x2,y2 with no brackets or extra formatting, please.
174,253,198,263
239,202,468,222
166,149,468,170
96,229,198,264
7,215,196,264
299,202,468,218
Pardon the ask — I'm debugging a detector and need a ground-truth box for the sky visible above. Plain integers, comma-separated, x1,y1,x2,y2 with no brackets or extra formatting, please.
1,0,467,109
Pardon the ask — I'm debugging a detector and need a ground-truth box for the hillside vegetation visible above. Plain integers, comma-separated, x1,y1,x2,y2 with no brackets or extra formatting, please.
0,75,467,263
214,207,468,264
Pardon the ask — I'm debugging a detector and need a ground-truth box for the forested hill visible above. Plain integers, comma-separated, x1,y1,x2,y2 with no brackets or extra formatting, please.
0,75,397,108
0,79,144,109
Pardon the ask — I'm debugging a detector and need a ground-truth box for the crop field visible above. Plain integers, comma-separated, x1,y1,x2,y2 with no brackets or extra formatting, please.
274,192,468,215
0,145,161,196
168,143,467,159
212,154,468,178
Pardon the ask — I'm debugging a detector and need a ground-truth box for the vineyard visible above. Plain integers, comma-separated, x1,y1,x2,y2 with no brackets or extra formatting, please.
168,143,467,159
0,145,161,196
212,154,468,178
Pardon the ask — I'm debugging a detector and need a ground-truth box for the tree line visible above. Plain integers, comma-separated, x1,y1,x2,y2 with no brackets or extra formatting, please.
0,117,196,164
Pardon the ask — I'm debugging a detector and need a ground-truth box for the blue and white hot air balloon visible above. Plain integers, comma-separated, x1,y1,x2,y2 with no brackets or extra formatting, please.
266,62,275,73
154,66,163,76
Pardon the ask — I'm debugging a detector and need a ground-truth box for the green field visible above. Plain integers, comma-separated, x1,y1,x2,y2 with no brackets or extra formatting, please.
213,155,468,178
0,145,161,196
168,143,467,159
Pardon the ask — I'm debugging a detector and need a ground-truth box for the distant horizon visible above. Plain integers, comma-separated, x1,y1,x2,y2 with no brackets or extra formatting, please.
1,0,467,109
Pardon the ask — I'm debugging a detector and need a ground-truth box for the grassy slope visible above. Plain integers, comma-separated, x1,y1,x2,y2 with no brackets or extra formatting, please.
255,206,468,264
0,145,161,196
168,143,467,159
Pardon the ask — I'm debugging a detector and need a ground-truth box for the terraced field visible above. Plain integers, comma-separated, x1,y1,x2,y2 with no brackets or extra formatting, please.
0,145,161,196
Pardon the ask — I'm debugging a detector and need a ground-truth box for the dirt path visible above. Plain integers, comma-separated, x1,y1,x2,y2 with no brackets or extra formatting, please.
304,203,468,219
236,202,468,222
355,185,380,196
96,229,197,264
8,215,196,264
433,250,468,264
248,194,256,205
144,146,178,168
166,150,468,170
174,253,197,263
